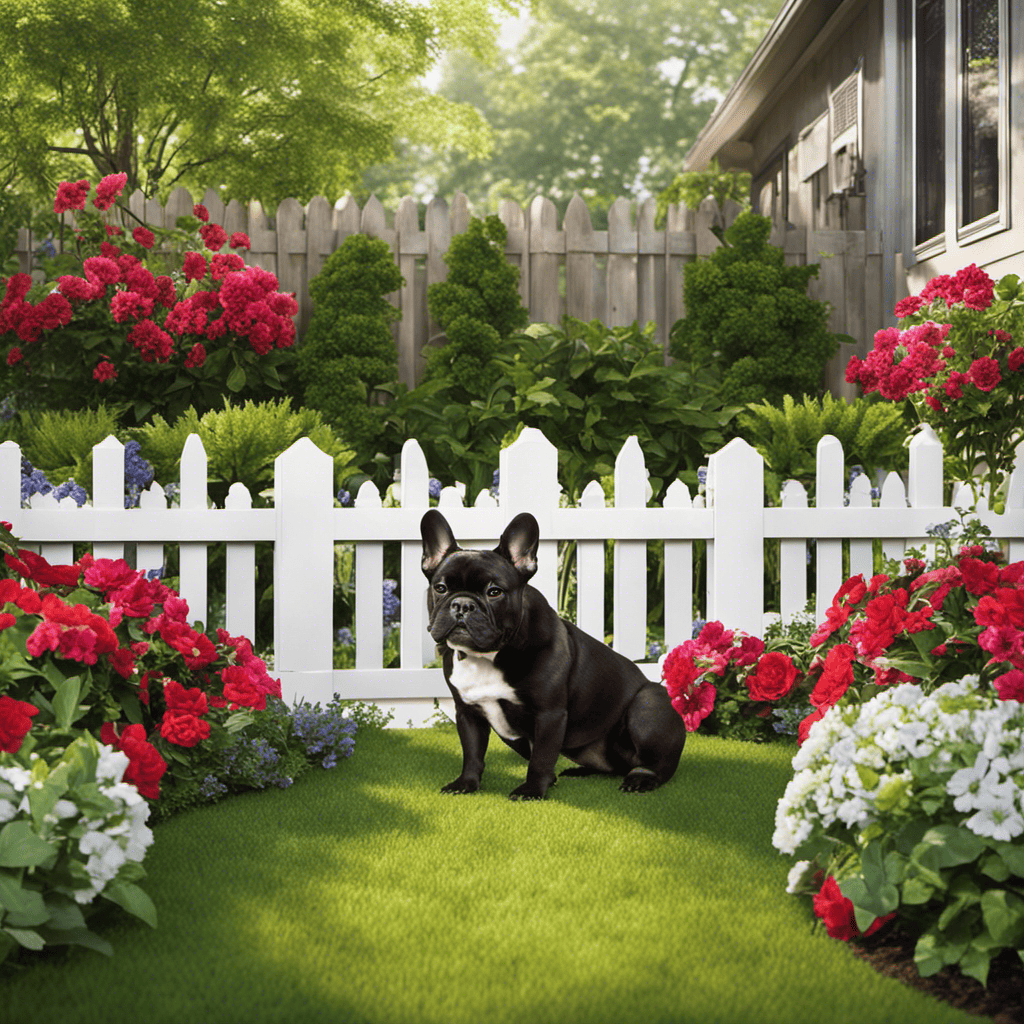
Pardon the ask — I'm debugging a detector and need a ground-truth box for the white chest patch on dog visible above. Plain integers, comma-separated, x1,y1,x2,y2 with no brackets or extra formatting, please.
448,647,522,741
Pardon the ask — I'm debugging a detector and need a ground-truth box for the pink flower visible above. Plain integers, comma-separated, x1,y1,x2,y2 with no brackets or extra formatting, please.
993,670,1024,702
54,179,90,214
93,173,127,211
969,356,1001,392
132,227,155,249
184,342,206,368
127,319,174,362
183,251,208,282
110,290,154,323
199,223,228,252
229,232,251,250
893,295,925,319
82,256,121,286
1010,348,1024,372
193,204,210,222
57,275,101,303
93,360,117,382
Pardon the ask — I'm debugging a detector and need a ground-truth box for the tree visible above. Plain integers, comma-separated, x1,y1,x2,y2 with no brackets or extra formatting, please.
364,0,783,217
0,0,524,206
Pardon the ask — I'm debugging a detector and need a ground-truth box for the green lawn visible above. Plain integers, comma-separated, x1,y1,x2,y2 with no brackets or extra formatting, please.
0,728,986,1024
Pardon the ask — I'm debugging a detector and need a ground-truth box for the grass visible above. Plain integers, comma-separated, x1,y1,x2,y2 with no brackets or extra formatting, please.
0,728,988,1024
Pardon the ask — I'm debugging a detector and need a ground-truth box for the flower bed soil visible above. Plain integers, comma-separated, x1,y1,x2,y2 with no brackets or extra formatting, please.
853,928,1024,1024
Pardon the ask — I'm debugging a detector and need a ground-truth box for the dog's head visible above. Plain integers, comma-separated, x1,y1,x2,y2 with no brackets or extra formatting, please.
420,509,539,654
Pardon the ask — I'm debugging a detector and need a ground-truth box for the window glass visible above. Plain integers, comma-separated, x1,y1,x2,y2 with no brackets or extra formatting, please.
961,0,1000,226
915,0,945,245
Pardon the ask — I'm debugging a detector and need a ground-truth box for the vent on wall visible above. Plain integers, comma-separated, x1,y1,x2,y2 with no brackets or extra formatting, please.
828,63,863,194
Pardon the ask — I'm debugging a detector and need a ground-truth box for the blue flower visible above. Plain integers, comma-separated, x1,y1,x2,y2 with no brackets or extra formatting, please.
382,579,400,626
697,466,707,487
54,478,87,507
0,395,15,422
124,440,154,509
491,469,500,497
690,618,706,639
428,478,442,499
146,566,165,580
199,775,228,799
335,627,354,646
647,640,664,660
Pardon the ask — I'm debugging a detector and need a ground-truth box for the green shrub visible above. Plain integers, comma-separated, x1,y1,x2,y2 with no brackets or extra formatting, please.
298,233,403,459
670,211,839,406
738,393,909,502
131,399,358,506
17,404,127,488
423,214,528,395
655,159,751,226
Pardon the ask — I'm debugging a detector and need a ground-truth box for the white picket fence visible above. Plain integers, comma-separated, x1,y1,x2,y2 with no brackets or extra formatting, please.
2,426,1023,719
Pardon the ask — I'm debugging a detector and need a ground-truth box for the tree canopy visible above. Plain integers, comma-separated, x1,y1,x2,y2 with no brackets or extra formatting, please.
0,0,524,206
363,0,783,216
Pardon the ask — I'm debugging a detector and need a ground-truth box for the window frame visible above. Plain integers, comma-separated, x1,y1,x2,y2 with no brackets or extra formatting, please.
956,0,1010,243
911,0,948,260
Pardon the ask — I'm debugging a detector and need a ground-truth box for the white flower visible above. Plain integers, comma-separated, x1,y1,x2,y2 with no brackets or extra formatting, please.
0,765,32,792
946,751,991,811
79,830,128,886
965,804,1024,841
786,860,812,893
53,799,78,819
95,745,129,785
0,798,17,823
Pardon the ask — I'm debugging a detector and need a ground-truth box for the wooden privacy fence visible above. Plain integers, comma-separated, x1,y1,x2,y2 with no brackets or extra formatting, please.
15,190,883,395
1,427,1023,713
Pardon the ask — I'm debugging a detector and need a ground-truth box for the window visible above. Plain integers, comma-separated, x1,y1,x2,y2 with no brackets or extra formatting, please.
753,152,786,225
914,0,945,247
959,0,1005,233
829,67,863,195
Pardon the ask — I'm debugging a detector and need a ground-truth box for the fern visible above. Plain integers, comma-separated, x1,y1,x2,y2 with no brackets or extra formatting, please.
19,405,128,487
130,400,358,505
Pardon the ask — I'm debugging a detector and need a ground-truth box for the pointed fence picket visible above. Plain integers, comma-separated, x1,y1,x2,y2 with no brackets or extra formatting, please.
1,427,1023,717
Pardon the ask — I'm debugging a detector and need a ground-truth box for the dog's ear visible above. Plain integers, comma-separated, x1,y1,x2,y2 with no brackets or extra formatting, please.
421,509,459,578
496,512,539,580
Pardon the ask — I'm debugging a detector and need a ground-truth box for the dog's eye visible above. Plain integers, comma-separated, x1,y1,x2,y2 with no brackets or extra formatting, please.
434,582,448,594
486,586,503,598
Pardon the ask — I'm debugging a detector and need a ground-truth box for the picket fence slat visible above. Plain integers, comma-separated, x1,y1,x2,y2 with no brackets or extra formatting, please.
2,430,1023,715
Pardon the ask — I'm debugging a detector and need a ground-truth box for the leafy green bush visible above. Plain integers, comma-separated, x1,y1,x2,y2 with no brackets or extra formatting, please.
384,317,740,502
298,233,403,458
131,399,358,506
738,393,908,502
423,214,528,396
670,211,839,406
16,405,126,490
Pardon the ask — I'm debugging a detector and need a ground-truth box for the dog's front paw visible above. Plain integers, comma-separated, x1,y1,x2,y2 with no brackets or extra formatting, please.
441,776,480,795
509,781,549,801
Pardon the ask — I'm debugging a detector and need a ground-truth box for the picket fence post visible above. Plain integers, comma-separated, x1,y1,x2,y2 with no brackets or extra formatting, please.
224,482,256,642
400,438,432,669
499,427,560,606
613,436,647,659
178,434,209,627
815,435,845,624
663,478,693,648
274,438,334,703
354,480,384,670
92,436,124,563
576,479,606,641
708,438,764,637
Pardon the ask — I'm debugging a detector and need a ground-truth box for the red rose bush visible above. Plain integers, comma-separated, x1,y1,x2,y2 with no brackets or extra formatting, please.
846,265,1024,506
0,175,297,426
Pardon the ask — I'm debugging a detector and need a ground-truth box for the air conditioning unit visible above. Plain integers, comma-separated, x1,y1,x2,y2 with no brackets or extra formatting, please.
829,65,863,194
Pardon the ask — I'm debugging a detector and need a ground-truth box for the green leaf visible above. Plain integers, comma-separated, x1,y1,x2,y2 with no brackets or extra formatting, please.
958,944,992,986
0,821,58,869
42,893,86,931
3,926,45,951
855,764,880,790
0,872,46,923
52,675,83,729
226,365,247,392
104,880,157,928
918,825,986,868
980,889,1024,946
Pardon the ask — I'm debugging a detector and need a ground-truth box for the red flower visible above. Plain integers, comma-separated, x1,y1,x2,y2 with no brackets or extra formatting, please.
183,251,208,282
959,557,1001,595
671,680,716,731
746,651,798,702
798,707,827,745
102,723,167,799
5,549,82,587
198,223,228,252
0,695,38,753
82,256,121,286
1009,348,1024,372
163,679,209,716
6,347,23,367
184,342,206,369
975,590,1024,630
813,876,895,941
84,557,138,594
969,356,1001,392
731,635,765,667
159,621,218,669
160,711,210,747
127,319,174,362
993,670,1024,702
229,232,251,250
93,172,127,211
193,203,210,222
810,644,856,709
893,295,925,319
110,290,154,323
132,227,155,249
696,620,735,654
54,179,90,214
90,359,116,382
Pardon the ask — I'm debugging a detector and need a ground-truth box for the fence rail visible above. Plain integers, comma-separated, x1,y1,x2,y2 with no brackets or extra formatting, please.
14,190,884,396
2,428,1022,721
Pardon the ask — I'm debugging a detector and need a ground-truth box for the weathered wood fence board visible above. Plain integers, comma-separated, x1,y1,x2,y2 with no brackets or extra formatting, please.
2,427,1022,720
15,191,885,396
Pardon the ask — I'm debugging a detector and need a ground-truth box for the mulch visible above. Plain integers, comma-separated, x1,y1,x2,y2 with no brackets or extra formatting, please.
851,927,1024,1024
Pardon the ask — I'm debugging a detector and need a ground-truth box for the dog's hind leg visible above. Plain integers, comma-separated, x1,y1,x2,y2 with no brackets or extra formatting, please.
619,683,685,792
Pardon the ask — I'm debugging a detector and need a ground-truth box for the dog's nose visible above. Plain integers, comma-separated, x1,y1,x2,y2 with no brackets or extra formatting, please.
450,596,476,620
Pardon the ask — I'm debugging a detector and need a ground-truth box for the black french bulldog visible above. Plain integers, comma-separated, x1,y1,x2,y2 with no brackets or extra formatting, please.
421,509,686,800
